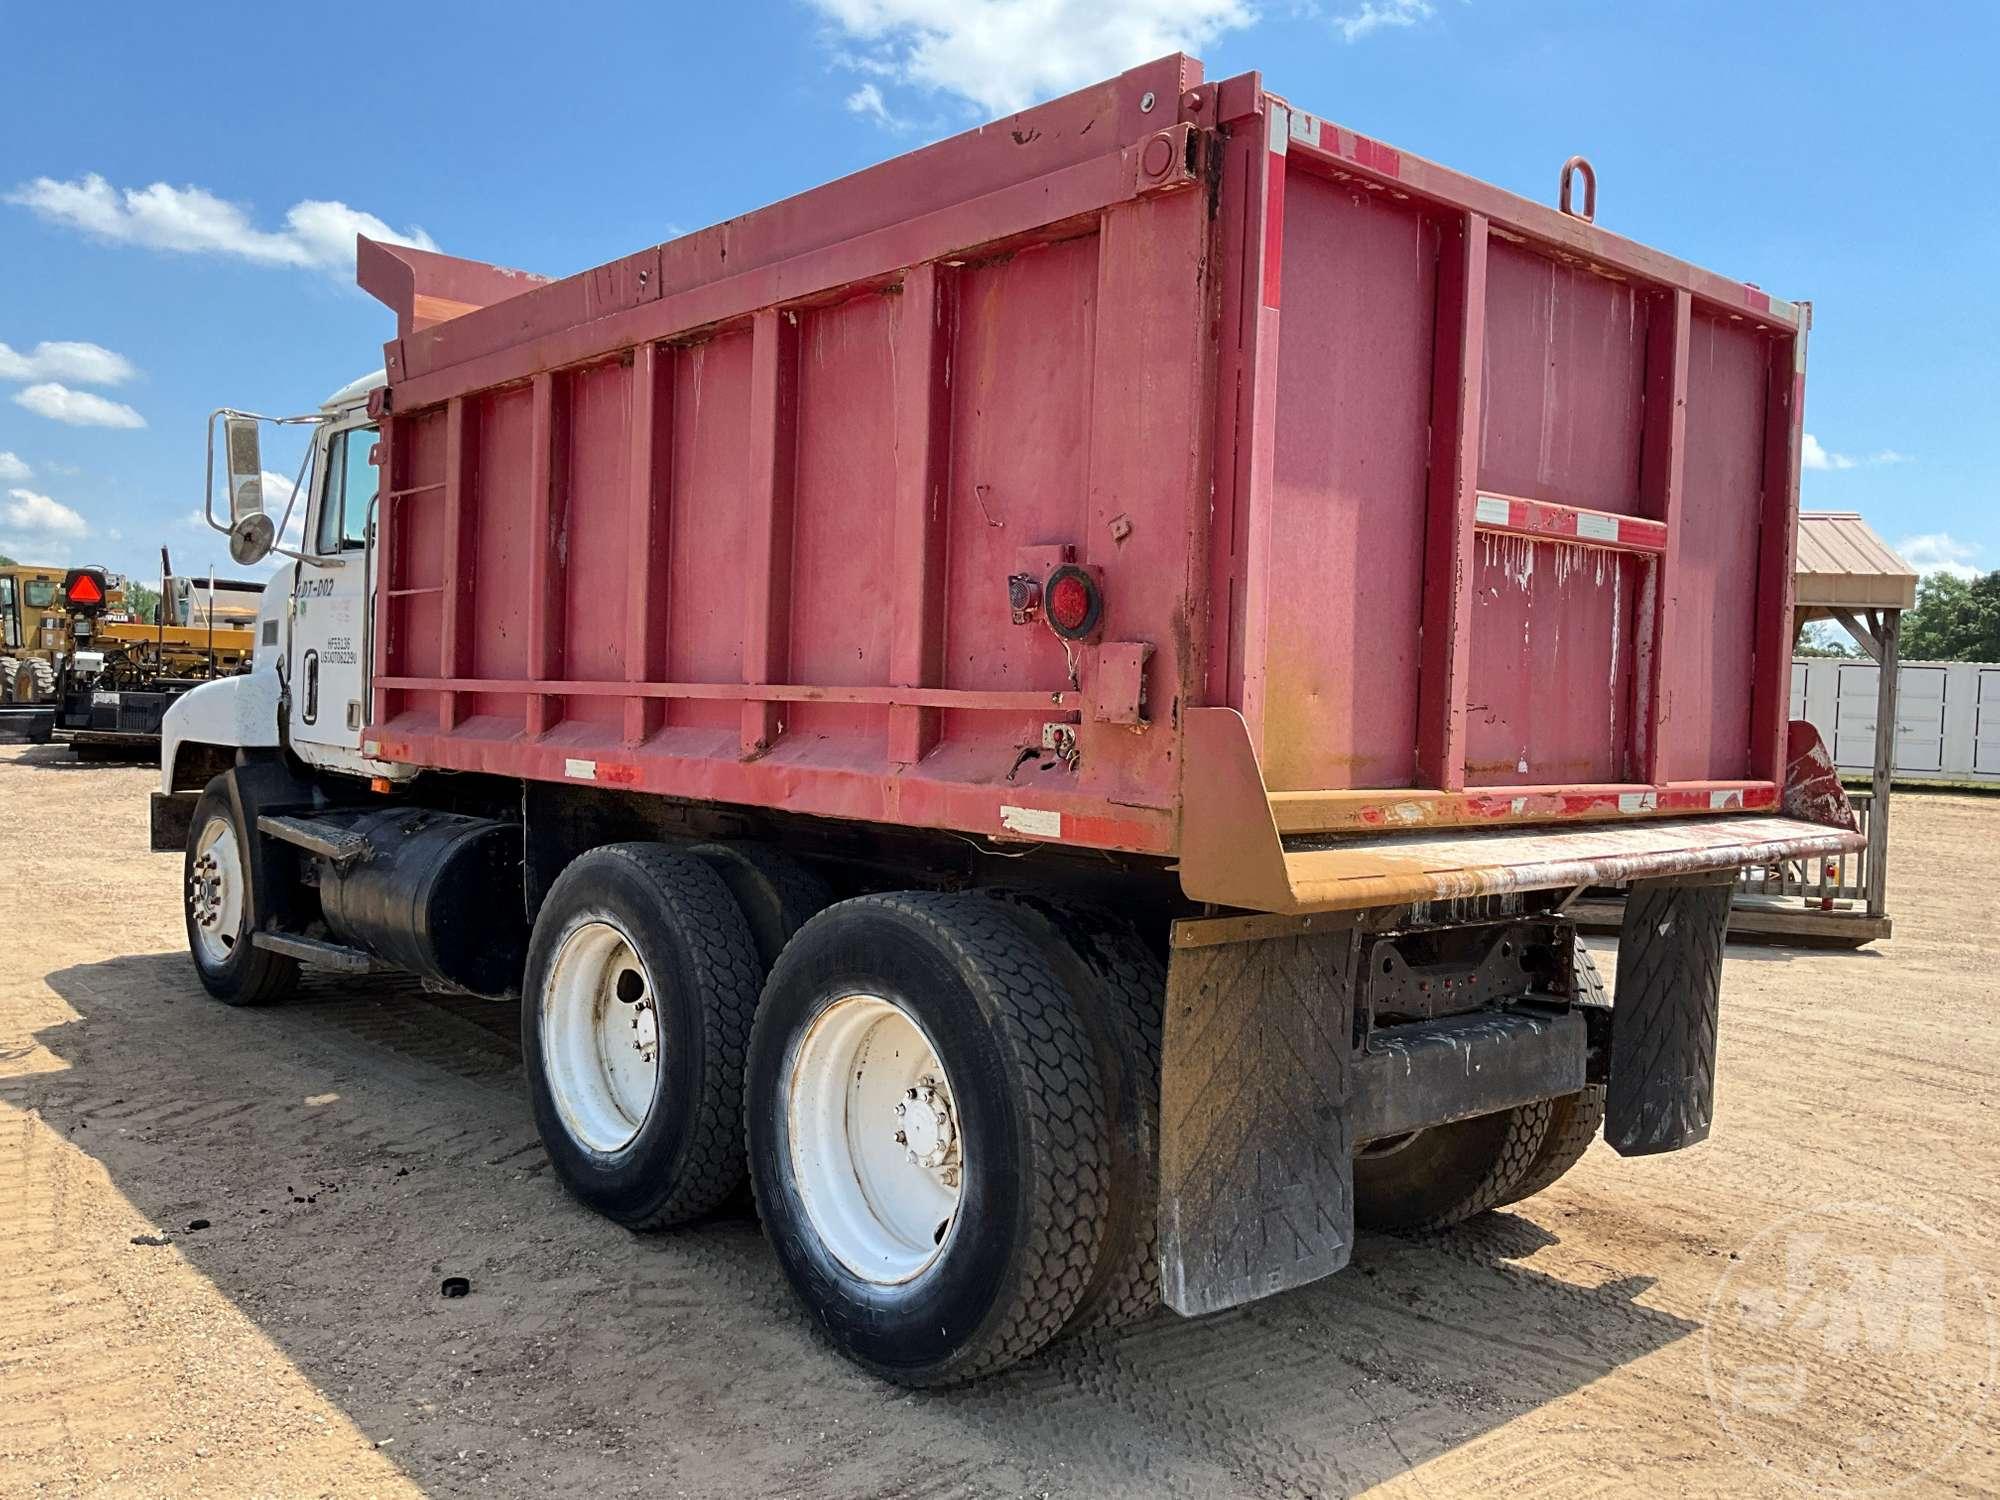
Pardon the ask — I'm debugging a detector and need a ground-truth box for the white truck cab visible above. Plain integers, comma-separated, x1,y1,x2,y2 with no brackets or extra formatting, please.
161,371,413,798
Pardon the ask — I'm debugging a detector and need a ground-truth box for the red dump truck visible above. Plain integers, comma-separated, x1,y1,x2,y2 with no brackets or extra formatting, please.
160,54,1861,1386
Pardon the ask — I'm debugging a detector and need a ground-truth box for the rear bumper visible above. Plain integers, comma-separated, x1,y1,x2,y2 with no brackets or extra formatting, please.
1277,814,1858,913
1352,1008,1585,1144
1178,707,1864,914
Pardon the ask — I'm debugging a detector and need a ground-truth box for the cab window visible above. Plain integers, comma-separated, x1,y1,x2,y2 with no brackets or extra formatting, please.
0,577,15,647
24,580,56,609
314,426,379,554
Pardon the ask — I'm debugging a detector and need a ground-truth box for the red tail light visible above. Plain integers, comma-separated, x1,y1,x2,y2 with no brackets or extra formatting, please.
1043,564,1102,641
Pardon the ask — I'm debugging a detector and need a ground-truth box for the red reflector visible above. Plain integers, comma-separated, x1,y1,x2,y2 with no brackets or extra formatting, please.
1049,575,1090,631
66,573,103,606
1043,564,1103,641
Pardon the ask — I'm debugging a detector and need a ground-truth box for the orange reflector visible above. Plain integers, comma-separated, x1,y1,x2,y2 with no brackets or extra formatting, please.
370,777,394,794
66,572,104,607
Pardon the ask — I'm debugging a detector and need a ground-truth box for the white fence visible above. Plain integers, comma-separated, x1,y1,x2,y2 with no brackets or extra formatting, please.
1792,657,2000,785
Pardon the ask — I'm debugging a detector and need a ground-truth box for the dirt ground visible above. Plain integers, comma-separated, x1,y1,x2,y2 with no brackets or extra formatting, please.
1,743,1995,1499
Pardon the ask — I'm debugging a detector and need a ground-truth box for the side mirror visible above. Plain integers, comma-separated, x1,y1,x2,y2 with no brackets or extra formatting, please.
221,417,276,565
223,417,266,522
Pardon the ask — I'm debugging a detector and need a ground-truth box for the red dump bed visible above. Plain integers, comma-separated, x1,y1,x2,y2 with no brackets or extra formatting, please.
363,53,1856,913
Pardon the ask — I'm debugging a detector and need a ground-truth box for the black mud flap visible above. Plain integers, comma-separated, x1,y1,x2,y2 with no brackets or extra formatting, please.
1607,874,1732,1156
150,790,199,852
1158,921,1358,1317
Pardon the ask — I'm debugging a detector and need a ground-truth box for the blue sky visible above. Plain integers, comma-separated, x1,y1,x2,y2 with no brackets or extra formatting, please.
2,0,1993,586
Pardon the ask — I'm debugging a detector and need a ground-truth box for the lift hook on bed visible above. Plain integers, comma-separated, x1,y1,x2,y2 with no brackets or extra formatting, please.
1559,156,1597,223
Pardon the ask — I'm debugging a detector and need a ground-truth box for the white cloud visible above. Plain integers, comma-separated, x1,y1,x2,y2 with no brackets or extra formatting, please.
1335,0,1435,42
1896,532,1982,583
1803,433,1910,472
808,0,1256,116
0,340,136,386
4,487,88,538
0,451,29,481
262,469,301,512
13,382,146,429
6,173,438,275
846,82,900,127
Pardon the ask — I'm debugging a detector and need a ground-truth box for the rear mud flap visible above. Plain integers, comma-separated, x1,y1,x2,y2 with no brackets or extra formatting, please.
1607,875,1732,1155
1158,925,1358,1317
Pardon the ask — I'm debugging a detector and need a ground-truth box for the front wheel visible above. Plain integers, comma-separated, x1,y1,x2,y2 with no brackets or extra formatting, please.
184,777,298,1006
746,894,1111,1387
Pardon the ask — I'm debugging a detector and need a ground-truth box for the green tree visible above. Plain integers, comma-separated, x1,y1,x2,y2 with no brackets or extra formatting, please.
124,579,162,623
1901,571,2000,662
1797,622,1858,659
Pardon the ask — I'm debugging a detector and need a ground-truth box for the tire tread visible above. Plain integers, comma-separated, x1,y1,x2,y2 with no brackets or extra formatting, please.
1498,944,1609,1207
985,892,1164,1332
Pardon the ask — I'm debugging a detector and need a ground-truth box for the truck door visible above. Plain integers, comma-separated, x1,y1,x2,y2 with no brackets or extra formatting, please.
290,419,377,764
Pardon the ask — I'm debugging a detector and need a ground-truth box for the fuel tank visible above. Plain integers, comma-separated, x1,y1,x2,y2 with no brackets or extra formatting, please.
315,807,524,995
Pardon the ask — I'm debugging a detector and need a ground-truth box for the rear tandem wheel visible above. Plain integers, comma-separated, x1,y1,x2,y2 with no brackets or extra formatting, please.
744,892,1113,1386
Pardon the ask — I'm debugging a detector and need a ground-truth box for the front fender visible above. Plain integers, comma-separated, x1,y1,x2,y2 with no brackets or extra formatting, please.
161,669,281,794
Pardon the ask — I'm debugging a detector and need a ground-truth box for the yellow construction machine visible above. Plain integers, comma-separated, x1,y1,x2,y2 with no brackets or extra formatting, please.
0,556,263,752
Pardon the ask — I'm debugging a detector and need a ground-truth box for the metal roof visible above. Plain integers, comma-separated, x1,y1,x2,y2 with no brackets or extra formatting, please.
1794,511,1917,612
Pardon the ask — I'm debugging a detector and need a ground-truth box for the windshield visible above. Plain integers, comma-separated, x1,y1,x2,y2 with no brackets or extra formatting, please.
24,580,56,609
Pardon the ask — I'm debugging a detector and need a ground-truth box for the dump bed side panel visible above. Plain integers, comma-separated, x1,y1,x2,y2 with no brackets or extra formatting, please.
1261,172,1437,792
368,58,1215,857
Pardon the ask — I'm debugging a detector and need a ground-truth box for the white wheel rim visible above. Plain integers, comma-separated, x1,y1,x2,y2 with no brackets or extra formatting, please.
541,919,661,1155
188,814,244,965
786,994,964,1285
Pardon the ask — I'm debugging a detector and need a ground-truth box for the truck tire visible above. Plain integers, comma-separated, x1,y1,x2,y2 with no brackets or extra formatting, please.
522,843,763,1229
1354,1097,1553,1233
986,890,1165,1333
745,893,1111,1387
0,660,15,697
687,842,831,972
184,777,300,1006
11,658,53,704
1497,946,1609,1208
